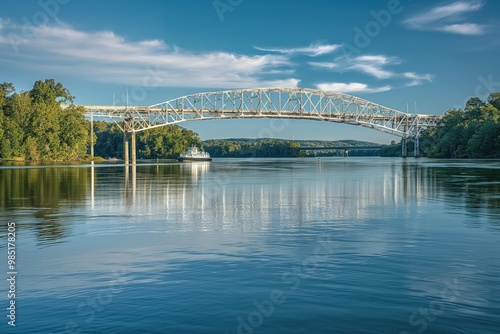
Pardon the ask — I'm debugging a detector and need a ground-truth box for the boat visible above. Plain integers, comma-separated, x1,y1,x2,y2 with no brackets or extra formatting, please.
177,147,212,162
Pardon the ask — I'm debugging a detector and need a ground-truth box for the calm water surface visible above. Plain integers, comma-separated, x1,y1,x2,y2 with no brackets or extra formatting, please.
1,158,499,334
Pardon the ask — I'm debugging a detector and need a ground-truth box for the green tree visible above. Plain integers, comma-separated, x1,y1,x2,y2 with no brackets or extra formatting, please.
487,92,500,110
420,93,500,158
59,105,89,160
0,80,89,161
1,91,31,159
0,84,13,146
138,125,201,159
29,79,74,105
465,97,486,111
93,121,124,158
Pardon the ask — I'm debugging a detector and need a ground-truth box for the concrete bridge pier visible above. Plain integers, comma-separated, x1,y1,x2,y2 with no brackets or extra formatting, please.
123,131,137,165
124,132,129,165
414,137,420,158
123,116,137,165
131,131,137,165
401,138,408,158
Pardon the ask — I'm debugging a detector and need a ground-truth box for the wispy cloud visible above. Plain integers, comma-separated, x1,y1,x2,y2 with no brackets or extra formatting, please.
439,23,485,35
405,1,483,26
0,19,434,97
310,54,432,89
404,1,487,35
254,42,341,57
315,82,392,94
310,53,433,93
311,55,399,79
0,19,299,89
404,72,434,87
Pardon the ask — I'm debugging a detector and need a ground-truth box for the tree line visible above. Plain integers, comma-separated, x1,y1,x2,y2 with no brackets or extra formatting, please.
93,121,201,159
380,93,500,158
0,80,201,161
419,93,500,158
203,139,304,158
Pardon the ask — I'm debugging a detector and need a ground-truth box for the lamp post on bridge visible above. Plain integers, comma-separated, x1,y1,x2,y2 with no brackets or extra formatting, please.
121,88,137,165
406,100,417,115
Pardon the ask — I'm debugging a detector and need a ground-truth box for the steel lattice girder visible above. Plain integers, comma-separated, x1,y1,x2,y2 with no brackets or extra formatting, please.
78,88,442,137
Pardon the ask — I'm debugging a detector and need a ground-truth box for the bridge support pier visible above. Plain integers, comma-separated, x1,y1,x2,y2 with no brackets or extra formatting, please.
124,132,129,165
123,131,137,165
131,131,137,165
401,138,408,158
414,137,420,158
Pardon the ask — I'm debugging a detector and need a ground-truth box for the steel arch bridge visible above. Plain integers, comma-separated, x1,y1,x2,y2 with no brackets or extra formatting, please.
77,88,442,162
82,88,440,138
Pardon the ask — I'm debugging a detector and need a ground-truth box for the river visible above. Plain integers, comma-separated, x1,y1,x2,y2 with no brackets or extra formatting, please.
0,158,499,333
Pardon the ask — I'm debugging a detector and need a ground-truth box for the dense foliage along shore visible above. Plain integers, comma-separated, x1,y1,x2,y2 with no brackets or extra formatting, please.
0,80,201,161
203,139,381,158
0,80,87,161
93,121,201,160
419,94,500,158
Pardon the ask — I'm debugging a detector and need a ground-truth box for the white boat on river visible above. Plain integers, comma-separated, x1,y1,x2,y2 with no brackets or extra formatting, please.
177,147,212,162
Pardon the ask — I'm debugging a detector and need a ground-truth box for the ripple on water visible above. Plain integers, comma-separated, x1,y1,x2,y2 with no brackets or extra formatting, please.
2,159,500,333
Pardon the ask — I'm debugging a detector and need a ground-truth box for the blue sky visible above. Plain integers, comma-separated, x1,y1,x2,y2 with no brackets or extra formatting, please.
1,0,499,143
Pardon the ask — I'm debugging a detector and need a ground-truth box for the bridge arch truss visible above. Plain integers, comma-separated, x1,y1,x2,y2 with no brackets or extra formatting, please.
85,88,440,138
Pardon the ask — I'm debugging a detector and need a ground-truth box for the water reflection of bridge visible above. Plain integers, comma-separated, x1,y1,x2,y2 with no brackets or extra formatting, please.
88,160,433,232
1,159,497,245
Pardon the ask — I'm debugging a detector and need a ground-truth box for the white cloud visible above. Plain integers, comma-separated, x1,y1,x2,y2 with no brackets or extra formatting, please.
310,54,399,79
351,55,400,79
316,82,392,94
0,19,299,89
309,62,338,70
439,23,485,35
311,55,433,88
404,72,434,87
405,1,483,26
404,1,487,35
254,42,341,57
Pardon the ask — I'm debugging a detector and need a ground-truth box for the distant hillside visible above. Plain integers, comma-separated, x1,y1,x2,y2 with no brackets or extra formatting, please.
293,139,382,147
205,138,381,146
202,138,383,158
